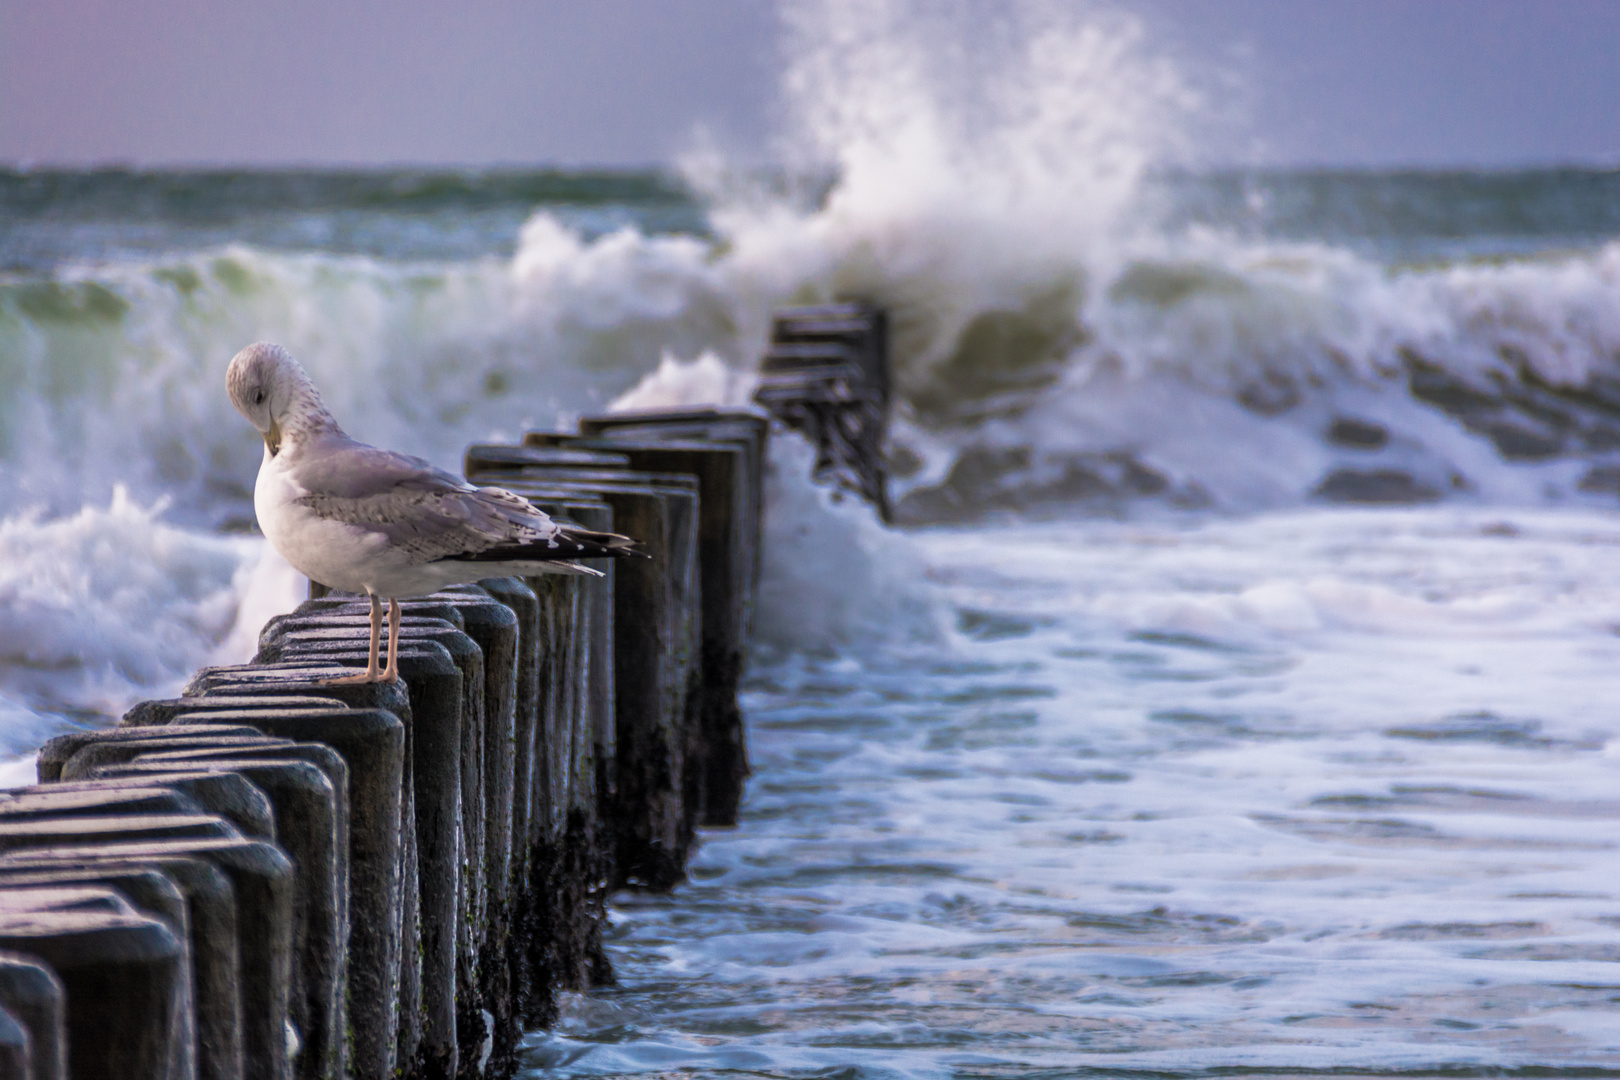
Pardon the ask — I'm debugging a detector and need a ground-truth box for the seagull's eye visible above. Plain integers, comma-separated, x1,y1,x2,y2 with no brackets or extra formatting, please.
254,390,265,406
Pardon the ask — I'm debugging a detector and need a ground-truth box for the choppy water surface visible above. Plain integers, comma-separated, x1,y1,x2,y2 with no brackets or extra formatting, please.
528,506,1620,1076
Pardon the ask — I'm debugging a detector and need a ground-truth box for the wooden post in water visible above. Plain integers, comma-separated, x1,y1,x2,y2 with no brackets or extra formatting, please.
754,303,891,520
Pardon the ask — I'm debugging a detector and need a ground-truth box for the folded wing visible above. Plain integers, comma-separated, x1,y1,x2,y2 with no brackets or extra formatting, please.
293,439,644,567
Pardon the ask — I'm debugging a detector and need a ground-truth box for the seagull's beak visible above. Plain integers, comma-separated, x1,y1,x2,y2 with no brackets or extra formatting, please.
264,418,282,457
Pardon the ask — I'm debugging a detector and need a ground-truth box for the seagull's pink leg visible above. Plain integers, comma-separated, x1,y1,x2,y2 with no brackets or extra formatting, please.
320,591,385,685
380,598,402,684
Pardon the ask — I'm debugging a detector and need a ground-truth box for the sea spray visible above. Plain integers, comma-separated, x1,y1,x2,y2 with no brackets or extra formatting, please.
604,351,945,654
0,487,259,750
10,183,1620,533
710,0,1620,517
751,432,947,655
606,349,758,414
712,0,1204,425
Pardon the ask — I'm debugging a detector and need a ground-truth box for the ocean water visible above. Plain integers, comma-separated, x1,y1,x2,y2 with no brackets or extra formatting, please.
5,1,1620,1072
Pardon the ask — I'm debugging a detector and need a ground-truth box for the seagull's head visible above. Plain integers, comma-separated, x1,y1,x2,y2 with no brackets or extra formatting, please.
227,342,315,456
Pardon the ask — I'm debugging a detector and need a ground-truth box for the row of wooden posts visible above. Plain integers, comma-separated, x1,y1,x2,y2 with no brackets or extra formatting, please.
0,407,769,1080
0,301,891,1080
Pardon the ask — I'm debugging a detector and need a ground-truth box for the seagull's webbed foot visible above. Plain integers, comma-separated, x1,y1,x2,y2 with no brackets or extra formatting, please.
319,669,386,686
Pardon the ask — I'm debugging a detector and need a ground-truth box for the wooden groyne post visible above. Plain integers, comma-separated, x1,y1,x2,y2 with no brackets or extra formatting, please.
0,304,888,1080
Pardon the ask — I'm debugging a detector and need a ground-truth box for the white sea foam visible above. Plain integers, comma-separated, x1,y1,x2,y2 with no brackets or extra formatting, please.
602,360,943,654
6,174,1620,533
750,433,944,654
605,350,756,414
0,488,271,753
537,505,1620,1074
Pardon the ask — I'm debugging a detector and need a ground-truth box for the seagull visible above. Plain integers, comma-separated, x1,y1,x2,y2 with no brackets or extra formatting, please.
227,341,643,685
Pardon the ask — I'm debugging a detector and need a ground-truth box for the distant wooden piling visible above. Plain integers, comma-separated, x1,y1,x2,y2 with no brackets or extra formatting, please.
754,303,890,519
0,304,889,1079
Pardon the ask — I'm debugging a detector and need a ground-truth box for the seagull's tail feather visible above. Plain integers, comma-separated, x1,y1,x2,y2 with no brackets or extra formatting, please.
437,524,649,568
508,561,604,578
556,524,650,558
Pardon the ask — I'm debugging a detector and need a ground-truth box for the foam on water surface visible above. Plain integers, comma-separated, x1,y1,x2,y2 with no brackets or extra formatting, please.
0,488,285,744
528,504,1620,1076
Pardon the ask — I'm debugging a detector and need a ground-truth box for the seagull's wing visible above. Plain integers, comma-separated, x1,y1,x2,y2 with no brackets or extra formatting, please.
289,439,636,568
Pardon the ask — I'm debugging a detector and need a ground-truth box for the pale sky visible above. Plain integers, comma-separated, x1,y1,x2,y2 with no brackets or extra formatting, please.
3,0,1617,168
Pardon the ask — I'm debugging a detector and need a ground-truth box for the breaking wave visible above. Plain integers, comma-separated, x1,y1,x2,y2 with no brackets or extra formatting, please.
4,0,1620,737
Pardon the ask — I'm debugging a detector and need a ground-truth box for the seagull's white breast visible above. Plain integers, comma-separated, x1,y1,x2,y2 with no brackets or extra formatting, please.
255,446,393,593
